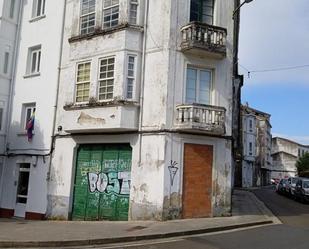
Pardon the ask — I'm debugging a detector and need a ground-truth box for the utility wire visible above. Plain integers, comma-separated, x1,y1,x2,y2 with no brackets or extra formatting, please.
238,63,309,78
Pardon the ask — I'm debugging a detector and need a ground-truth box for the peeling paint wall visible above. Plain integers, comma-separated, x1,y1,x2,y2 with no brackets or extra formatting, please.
50,0,236,220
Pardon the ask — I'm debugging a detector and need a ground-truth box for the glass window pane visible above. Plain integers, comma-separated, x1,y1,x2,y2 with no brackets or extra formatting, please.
17,171,30,197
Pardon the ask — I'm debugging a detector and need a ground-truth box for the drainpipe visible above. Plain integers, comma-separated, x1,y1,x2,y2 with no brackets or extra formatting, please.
137,0,149,166
46,0,67,184
232,0,244,189
0,0,24,203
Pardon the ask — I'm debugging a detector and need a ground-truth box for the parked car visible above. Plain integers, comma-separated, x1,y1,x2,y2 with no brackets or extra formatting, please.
276,178,289,194
271,178,280,185
286,177,298,196
294,178,309,203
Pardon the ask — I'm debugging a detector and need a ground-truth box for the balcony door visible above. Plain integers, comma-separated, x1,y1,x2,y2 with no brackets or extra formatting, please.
186,67,212,105
190,0,214,25
14,163,30,218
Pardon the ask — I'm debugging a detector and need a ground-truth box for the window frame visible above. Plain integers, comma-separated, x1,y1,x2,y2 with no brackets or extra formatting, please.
3,52,9,75
190,0,215,25
102,0,120,29
98,56,115,101
80,0,96,35
75,61,91,103
32,0,46,18
129,0,138,25
0,107,3,131
249,142,253,156
9,0,16,19
22,104,36,131
185,66,213,105
29,47,41,75
126,55,136,99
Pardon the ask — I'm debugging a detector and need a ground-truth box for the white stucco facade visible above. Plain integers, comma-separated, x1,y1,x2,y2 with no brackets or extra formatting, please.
271,137,309,179
48,0,236,221
0,0,21,204
0,0,65,219
241,105,272,187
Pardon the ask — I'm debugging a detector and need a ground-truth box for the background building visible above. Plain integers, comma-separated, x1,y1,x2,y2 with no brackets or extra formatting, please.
48,0,239,221
241,104,272,188
0,0,21,208
271,137,309,179
0,0,65,219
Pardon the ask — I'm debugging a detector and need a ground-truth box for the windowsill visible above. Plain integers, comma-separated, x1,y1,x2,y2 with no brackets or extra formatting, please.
17,131,35,136
23,72,40,79
68,23,144,43
64,99,139,111
29,15,46,23
0,73,11,80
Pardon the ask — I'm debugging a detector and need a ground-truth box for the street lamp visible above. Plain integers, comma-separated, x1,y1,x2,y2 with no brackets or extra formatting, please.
233,0,254,19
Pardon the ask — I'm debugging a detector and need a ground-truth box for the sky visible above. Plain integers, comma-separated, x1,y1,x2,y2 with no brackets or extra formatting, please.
238,0,309,144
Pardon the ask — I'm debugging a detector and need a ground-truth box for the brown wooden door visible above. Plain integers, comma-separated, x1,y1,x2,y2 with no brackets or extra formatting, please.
183,143,213,218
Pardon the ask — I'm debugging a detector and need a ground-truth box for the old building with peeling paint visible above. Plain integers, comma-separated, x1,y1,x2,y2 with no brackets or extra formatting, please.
241,105,272,188
48,0,240,221
272,137,309,179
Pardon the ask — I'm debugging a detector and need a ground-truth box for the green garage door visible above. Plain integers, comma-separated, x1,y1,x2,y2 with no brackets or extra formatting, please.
72,144,132,221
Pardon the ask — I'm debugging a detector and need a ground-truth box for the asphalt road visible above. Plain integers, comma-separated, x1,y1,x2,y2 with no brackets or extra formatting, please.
88,186,309,249
46,187,307,249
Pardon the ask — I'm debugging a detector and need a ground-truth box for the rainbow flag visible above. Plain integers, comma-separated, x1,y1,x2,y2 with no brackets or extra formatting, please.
26,111,35,141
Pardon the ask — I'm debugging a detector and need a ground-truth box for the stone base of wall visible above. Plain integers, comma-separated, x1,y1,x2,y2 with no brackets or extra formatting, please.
0,208,14,218
25,212,45,220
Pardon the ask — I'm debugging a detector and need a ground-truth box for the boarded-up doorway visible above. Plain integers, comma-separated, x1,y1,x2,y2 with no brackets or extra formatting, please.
183,143,213,218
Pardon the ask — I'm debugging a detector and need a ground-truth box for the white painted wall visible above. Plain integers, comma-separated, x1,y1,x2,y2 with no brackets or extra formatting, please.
0,0,20,155
0,0,65,216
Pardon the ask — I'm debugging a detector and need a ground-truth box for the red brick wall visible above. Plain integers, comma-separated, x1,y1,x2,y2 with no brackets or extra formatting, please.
183,143,213,218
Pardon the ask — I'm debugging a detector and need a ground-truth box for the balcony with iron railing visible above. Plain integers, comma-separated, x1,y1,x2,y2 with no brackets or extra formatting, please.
175,103,226,135
180,22,227,58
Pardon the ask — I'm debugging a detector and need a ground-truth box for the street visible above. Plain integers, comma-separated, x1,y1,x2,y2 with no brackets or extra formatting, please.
87,187,309,249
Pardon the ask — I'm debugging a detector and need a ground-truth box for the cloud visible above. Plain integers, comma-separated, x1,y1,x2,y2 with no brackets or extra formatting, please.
272,133,309,145
239,0,309,86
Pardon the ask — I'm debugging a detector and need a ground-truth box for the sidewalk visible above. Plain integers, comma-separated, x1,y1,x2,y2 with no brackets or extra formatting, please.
0,190,280,248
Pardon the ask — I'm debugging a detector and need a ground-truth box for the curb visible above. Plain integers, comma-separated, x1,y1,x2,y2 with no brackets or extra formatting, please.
245,189,282,225
0,220,273,248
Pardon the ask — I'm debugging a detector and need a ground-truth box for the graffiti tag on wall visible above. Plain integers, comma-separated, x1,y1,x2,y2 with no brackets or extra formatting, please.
88,172,131,195
168,160,179,186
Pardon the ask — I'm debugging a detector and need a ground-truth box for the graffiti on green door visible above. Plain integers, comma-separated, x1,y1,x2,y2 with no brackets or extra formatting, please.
72,145,132,221
88,171,131,195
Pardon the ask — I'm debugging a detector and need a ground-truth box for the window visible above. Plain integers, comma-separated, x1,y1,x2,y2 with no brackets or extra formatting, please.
249,119,253,132
190,0,214,25
32,0,46,18
249,142,253,155
16,163,31,204
186,67,212,104
98,57,115,100
103,0,119,28
75,62,91,102
80,0,96,35
10,0,16,18
22,104,36,130
126,55,136,99
3,52,9,74
129,0,138,24
27,46,41,75
0,107,3,131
